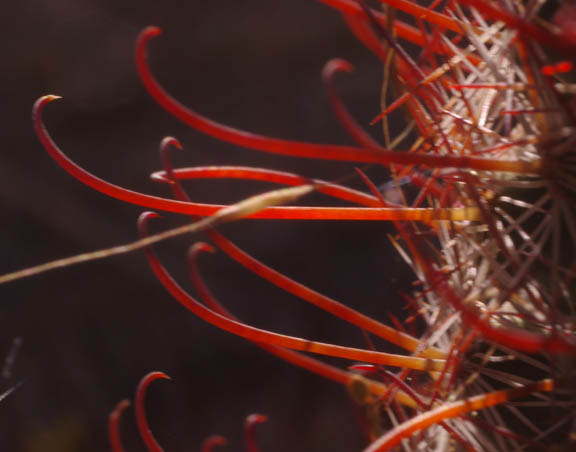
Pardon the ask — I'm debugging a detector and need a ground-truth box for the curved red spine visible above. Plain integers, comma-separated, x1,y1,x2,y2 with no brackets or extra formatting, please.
363,379,554,452
134,28,541,175
202,435,227,452
32,96,480,222
154,146,442,357
108,399,130,452
349,365,478,452
204,229,444,358
375,0,463,34
244,414,267,452
156,145,426,406
320,0,457,52
136,214,446,371
151,165,383,207
185,241,350,386
322,58,381,148
135,371,170,452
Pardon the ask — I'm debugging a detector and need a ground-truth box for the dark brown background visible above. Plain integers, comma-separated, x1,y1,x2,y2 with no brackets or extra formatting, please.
0,1,412,450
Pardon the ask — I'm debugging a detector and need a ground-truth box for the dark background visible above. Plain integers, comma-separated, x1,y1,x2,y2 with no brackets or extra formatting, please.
0,1,413,451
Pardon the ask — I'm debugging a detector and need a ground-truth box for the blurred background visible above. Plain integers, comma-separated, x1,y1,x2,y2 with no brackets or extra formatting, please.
0,1,413,450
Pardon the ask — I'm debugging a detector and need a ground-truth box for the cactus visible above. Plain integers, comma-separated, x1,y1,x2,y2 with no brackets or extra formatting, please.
3,0,576,450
